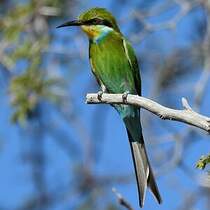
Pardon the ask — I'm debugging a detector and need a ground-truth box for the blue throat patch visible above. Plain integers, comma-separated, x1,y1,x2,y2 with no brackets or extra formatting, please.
93,26,113,44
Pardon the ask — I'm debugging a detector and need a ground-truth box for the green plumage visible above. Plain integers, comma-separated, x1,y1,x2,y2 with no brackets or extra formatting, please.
87,14,161,205
57,7,162,207
85,8,162,207
90,31,138,118
90,32,136,94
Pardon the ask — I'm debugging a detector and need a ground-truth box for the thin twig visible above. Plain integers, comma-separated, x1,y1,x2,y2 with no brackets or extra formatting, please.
112,188,134,210
86,93,210,133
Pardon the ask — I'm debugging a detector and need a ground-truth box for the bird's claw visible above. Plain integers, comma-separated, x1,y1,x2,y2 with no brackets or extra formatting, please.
158,112,166,119
97,90,104,101
122,91,129,103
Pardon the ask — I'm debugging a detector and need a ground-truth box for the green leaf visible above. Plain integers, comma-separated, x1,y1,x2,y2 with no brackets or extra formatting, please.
196,154,210,170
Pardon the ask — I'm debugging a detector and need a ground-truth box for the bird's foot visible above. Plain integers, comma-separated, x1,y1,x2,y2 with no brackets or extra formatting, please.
122,91,130,103
158,112,166,120
97,90,104,101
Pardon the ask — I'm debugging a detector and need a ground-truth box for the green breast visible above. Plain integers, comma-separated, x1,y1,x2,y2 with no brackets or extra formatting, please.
89,31,136,94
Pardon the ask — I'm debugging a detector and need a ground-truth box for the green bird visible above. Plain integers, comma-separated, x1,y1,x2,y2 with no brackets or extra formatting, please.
57,8,162,207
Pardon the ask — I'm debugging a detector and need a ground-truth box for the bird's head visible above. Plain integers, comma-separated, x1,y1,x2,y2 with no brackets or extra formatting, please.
57,8,121,40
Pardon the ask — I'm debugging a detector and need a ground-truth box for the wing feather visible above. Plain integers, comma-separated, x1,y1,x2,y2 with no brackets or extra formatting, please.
122,39,141,96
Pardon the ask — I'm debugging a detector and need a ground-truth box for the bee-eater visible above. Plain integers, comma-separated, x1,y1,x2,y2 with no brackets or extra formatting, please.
57,7,162,207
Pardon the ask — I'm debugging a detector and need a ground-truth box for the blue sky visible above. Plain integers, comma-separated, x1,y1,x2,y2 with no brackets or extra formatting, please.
0,0,210,210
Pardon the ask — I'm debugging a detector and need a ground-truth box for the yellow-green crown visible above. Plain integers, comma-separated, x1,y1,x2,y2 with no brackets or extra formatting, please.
79,8,121,32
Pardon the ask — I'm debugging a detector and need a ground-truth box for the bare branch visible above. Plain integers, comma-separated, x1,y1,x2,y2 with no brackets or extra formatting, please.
86,93,210,133
130,0,202,42
181,97,193,111
38,6,61,16
112,188,134,210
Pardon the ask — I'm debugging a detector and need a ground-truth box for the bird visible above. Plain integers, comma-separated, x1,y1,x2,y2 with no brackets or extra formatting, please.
57,7,162,207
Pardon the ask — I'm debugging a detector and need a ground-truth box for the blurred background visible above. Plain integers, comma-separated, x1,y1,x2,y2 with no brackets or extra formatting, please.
0,0,210,209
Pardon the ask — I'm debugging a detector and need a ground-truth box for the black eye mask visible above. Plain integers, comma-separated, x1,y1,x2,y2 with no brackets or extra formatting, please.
84,18,113,28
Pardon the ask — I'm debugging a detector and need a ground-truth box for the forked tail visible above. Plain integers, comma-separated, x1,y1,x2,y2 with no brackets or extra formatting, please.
124,116,162,207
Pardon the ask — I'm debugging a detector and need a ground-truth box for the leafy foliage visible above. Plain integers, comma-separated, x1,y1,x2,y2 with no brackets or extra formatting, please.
0,1,65,125
10,68,64,124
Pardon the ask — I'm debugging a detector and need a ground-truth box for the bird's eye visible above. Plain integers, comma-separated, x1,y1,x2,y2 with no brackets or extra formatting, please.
91,18,102,25
90,18,112,27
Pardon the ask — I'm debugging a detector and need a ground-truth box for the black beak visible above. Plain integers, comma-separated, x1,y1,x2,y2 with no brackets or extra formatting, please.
56,20,84,28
